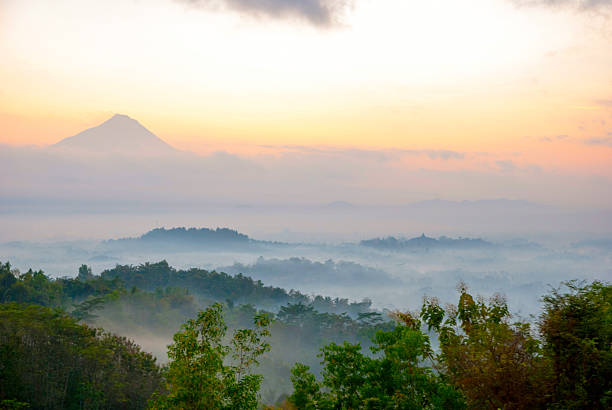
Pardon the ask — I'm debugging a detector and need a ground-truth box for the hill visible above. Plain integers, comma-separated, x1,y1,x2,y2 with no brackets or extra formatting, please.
104,227,285,251
360,233,493,250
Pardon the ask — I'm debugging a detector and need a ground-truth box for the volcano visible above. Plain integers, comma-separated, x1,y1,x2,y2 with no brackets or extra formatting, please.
54,114,177,155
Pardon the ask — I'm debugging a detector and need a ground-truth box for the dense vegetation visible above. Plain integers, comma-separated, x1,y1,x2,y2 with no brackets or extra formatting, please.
104,227,285,251
140,227,250,243
287,281,611,409
0,260,373,321
0,303,163,409
151,303,272,409
360,234,492,250
0,260,389,405
288,316,465,409
220,257,397,288
100,260,373,315
0,260,610,409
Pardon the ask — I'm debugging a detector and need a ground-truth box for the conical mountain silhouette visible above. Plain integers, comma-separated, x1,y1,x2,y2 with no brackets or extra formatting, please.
54,114,176,155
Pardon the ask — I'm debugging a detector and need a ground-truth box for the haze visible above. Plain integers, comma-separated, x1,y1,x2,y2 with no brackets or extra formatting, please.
1,0,611,332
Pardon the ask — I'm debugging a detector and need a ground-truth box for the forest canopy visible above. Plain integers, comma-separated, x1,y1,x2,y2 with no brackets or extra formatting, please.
0,260,610,409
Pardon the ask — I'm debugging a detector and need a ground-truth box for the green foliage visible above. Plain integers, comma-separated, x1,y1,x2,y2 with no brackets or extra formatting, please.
540,280,612,409
273,302,393,346
0,260,393,404
151,303,271,410
0,399,30,409
0,303,163,409
4,259,609,409
0,261,199,335
288,313,465,409
225,302,393,404
77,264,94,281
419,282,612,409
0,262,63,307
0,261,124,310
101,261,372,315
71,295,107,321
421,286,552,409
289,363,322,409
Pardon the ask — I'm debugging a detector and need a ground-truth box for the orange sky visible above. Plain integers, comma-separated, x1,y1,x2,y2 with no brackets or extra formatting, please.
1,0,612,177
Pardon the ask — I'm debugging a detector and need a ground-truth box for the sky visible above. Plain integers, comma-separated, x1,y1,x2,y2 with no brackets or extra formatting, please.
1,0,612,208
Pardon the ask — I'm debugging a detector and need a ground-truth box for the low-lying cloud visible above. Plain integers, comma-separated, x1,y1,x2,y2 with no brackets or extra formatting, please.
412,149,465,161
178,0,353,26
584,136,612,146
2,141,611,209
539,135,569,142
496,160,518,172
596,99,612,107
261,145,465,161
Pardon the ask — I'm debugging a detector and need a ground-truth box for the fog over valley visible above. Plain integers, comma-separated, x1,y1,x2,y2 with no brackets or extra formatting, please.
2,0,612,405
2,115,610,319
3,227,610,318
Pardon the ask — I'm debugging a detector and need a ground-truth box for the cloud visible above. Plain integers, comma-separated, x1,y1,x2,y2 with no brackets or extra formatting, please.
177,0,353,26
596,99,612,107
510,0,612,10
418,150,465,160
3,143,612,211
496,160,517,172
258,145,465,161
584,136,612,146
539,135,569,142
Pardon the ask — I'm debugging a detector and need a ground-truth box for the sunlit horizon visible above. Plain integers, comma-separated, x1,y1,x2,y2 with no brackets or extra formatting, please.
2,0,612,209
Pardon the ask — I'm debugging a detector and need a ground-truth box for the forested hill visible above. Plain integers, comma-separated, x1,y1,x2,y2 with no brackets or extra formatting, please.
360,233,493,250
0,260,610,409
103,227,496,253
141,227,249,243
0,260,372,317
104,227,286,251
100,260,372,316
0,259,389,405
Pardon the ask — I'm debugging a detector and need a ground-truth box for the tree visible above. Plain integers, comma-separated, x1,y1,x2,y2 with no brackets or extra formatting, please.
539,280,612,409
70,295,106,321
151,303,271,409
77,264,94,281
421,285,552,409
0,303,163,409
288,311,465,409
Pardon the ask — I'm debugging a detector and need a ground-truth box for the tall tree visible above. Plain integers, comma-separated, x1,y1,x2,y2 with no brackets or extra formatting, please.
420,285,552,409
151,303,271,410
539,281,612,409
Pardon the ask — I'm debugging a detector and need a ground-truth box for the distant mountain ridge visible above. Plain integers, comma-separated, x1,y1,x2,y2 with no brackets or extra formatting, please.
360,234,493,250
404,199,548,211
54,114,177,155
